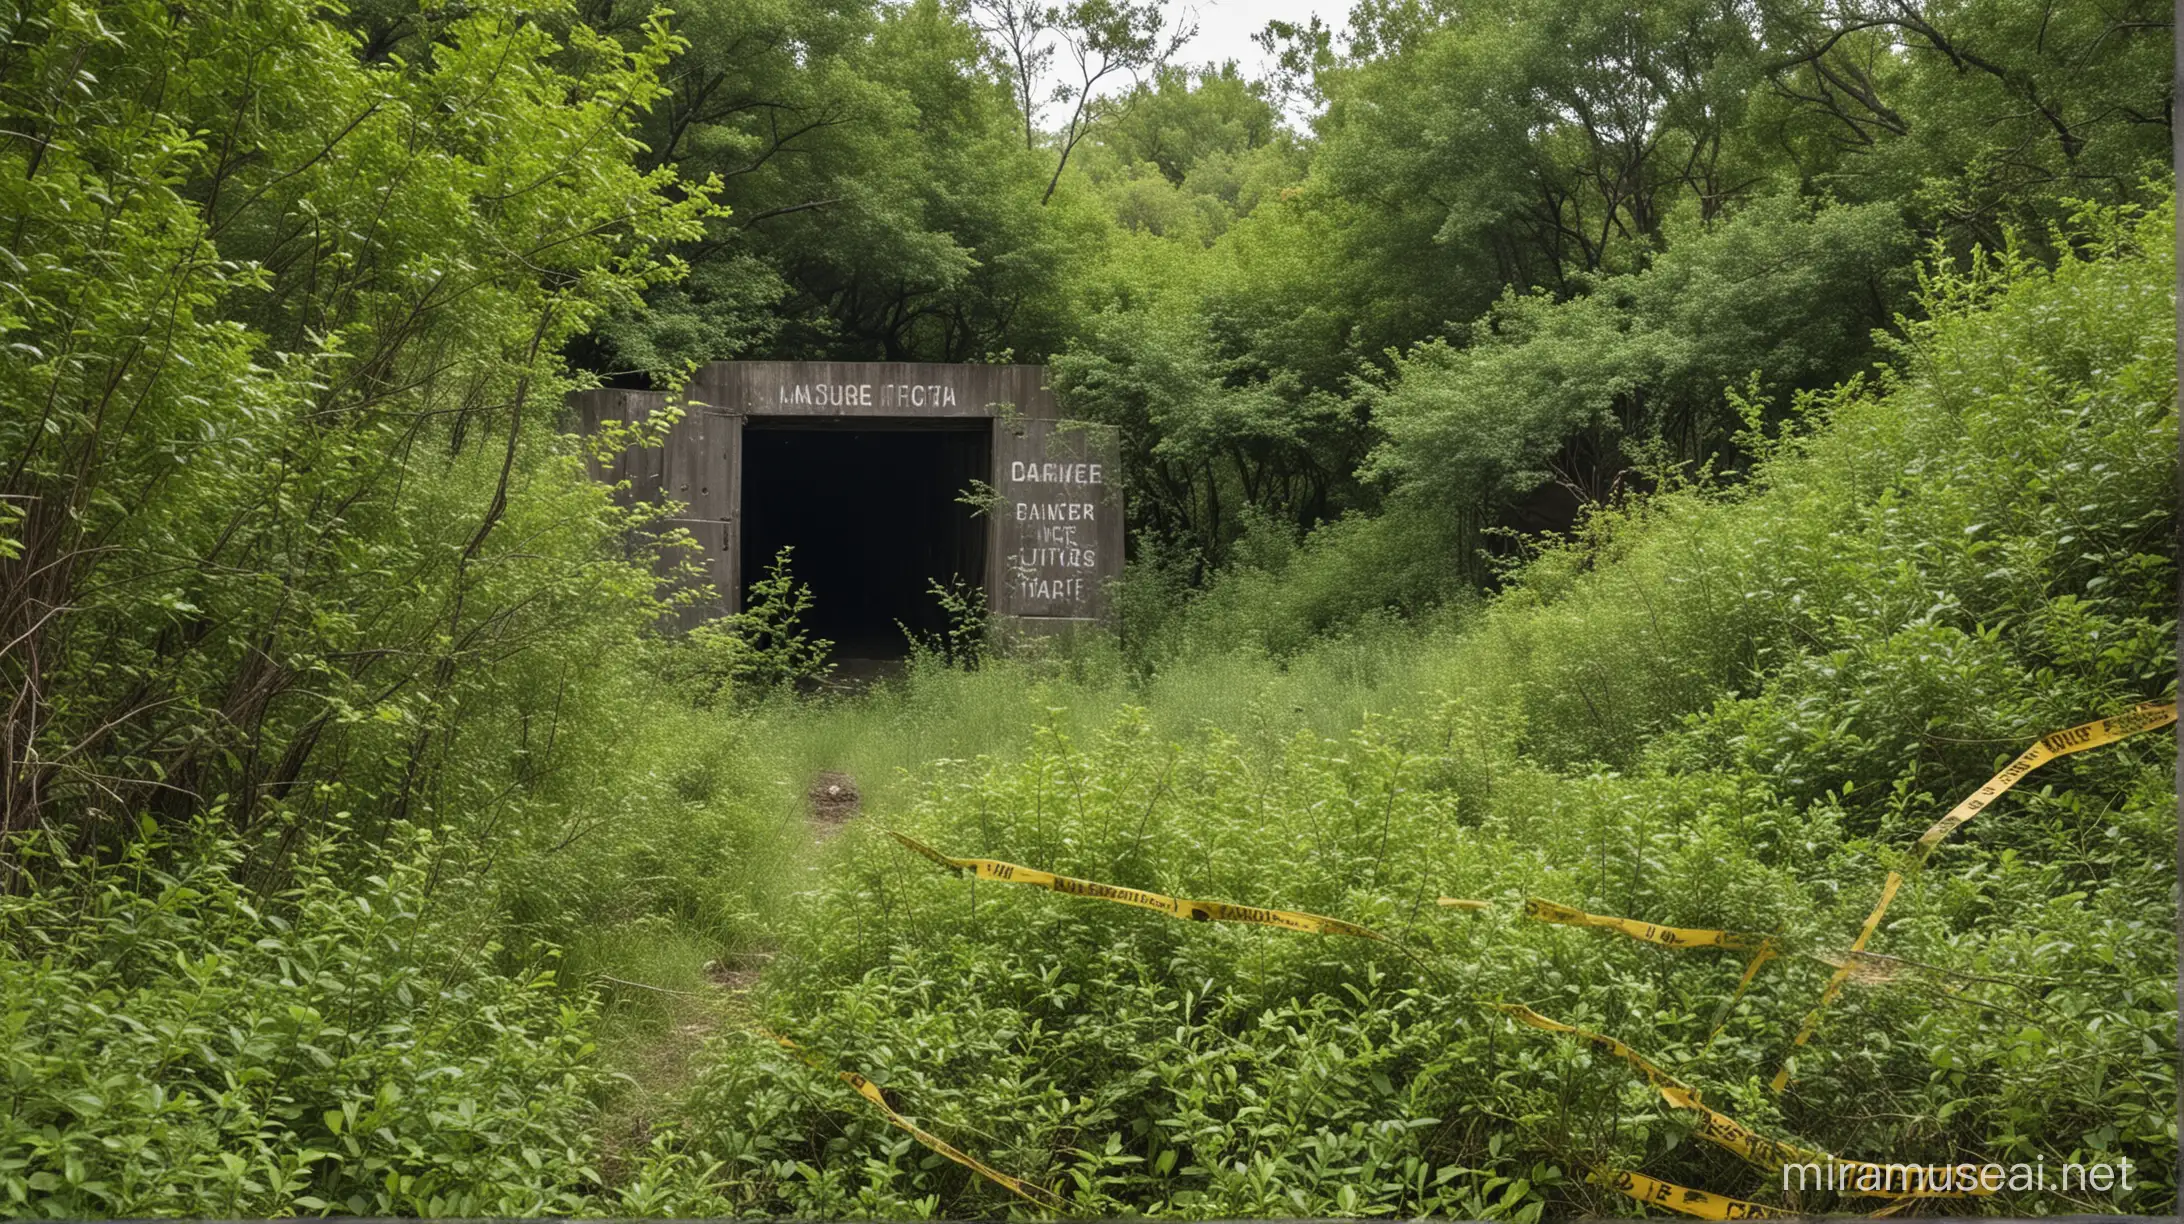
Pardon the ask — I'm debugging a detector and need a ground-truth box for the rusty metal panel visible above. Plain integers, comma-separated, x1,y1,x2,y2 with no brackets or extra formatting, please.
662,411,732,522
612,514,722,632
987,417,1123,624
655,411,737,618
719,414,743,612
567,389,717,624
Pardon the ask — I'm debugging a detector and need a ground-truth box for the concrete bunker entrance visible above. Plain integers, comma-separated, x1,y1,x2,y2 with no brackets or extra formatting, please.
739,419,990,660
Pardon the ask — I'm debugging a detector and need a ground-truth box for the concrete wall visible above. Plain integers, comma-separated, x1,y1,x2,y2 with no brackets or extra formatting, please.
566,362,1122,632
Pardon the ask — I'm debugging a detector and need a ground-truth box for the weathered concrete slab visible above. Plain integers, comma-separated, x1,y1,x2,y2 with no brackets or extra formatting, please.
569,362,1122,635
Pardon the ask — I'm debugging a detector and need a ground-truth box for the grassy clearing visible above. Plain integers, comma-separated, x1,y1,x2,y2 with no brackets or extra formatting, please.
696,610,1471,842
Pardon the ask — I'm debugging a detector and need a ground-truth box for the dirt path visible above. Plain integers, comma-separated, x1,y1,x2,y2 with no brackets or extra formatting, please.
602,768,863,1178
806,770,861,842
722,769,860,999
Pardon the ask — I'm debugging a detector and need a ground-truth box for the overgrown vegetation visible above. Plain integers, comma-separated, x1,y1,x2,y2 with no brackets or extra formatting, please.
656,548,840,705
643,197,2183,1218
1,0,2173,1215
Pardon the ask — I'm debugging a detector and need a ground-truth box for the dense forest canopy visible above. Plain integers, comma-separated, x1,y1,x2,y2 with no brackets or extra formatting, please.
0,0,2174,1215
561,0,2172,580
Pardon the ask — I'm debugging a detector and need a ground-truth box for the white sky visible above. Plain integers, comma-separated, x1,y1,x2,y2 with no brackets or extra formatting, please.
1171,0,1335,75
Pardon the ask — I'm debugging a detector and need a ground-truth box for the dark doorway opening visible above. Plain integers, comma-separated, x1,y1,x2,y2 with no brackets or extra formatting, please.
740,422,989,661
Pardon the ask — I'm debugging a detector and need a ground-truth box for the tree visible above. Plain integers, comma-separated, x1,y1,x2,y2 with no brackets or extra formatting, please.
1102,63,1283,186
0,0,708,835
1316,0,1772,315
1752,0,2172,242
1363,197,1913,566
964,0,1197,203
565,0,1097,371
963,0,1059,151
1253,16,1335,114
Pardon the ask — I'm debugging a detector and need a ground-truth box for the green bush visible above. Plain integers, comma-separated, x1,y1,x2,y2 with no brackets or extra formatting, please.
653,547,838,706
0,821,610,1217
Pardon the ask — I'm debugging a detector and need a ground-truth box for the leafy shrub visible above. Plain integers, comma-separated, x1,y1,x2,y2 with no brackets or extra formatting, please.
903,577,992,671
0,0,709,838
0,821,614,1217
654,547,837,705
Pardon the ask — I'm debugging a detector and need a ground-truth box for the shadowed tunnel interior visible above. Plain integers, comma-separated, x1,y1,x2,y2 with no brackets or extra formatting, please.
740,423,989,658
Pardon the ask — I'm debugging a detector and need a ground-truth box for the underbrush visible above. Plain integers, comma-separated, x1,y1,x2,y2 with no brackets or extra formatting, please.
0,821,612,1217
0,663,807,1216
1115,508,1477,665
641,200,2177,1216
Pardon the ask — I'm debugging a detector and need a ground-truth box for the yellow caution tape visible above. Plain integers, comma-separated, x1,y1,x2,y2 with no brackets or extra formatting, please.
1770,700,2176,1092
1522,898,1771,952
1499,1006,1978,1195
1513,899,1781,1050
1595,1168,1790,1219
1908,701,2176,862
1516,898,1782,1051
1602,1167,1921,1220
768,1033,1070,1214
1496,1005,1800,1173
1437,897,1492,910
1729,945,1777,996
887,830,1386,940
1699,942,1781,1050
1497,1003,1683,1087
1767,872,1899,1093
